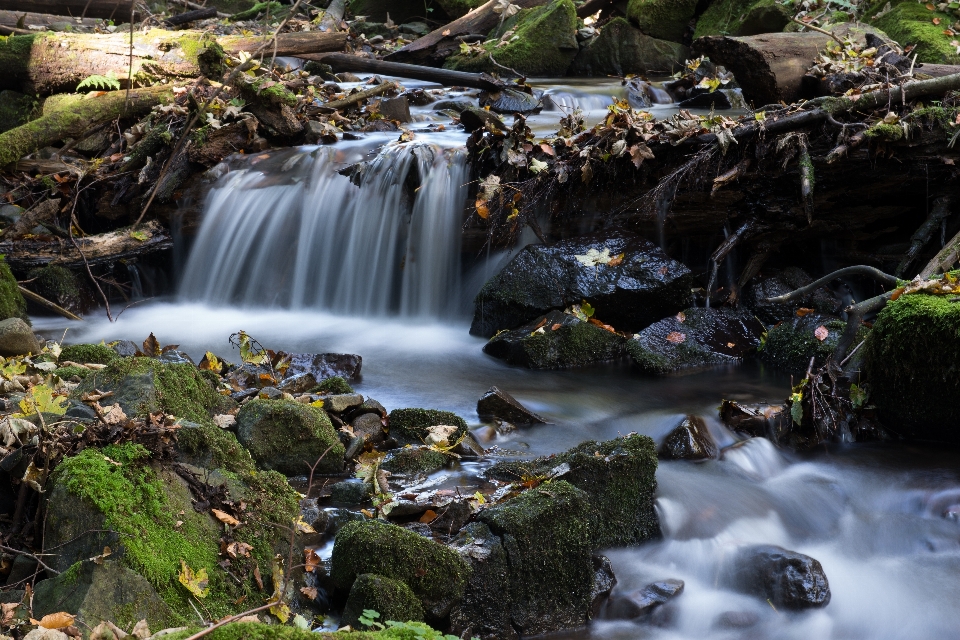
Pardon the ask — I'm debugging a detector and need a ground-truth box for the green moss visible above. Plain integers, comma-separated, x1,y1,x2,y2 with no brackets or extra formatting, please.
864,121,905,141
26,265,82,311
60,561,83,586
627,0,699,42
387,408,468,445
0,255,27,323
163,621,454,639
864,293,960,441
330,520,470,615
54,365,90,380
867,1,960,64
60,342,118,365
236,399,344,475
381,446,449,475
342,574,425,628
316,375,354,394
444,0,579,76
0,90,34,134
175,422,256,475
525,320,624,368
569,17,689,77
693,0,789,38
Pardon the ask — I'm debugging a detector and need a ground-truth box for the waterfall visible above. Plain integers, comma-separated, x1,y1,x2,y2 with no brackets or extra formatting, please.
179,142,469,318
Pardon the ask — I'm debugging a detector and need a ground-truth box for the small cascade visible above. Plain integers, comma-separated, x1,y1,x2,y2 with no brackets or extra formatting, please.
180,142,469,317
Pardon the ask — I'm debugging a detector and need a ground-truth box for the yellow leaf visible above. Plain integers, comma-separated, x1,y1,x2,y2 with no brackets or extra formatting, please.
473,491,485,504
31,612,75,629
293,515,316,534
211,508,240,526
199,351,222,373
16,384,69,417
130,230,149,242
178,560,209,598
270,556,290,623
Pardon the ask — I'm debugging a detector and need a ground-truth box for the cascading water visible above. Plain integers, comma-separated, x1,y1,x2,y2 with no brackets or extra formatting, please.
179,140,469,317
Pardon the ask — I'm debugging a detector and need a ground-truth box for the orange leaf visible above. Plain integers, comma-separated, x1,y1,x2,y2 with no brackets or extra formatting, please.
253,565,264,591
795,307,815,317
607,253,624,267
551,323,562,331
933,17,941,25
475,199,489,219
889,286,905,301
925,2,935,9
300,586,318,600
540,142,555,156
211,508,240,526
945,29,956,35
726,342,736,348
665,331,686,344
419,509,438,523
442,29,451,36
675,311,686,322
814,325,829,342
142,332,161,357
534,318,548,330
31,612,76,629
304,547,322,573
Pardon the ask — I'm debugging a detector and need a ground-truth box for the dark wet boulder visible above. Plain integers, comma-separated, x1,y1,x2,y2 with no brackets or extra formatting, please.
719,400,789,440
569,17,689,77
236,399,345,475
346,0,424,25
459,107,506,133
381,446,449,475
758,313,859,373
627,0,699,42
284,352,362,381
486,433,659,548
330,480,370,505
479,88,541,115
449,522,516,640
483,310,626,370
331,519,470,618
477,386,547,426
0,318,40,357
387,408,468,446
322,393,364,413
351,412,385,444
864,293,960,444
341,574,424,628
601,579,684,620
659,415,718,460
743,268,843,325
25,265,88,315
723,545,830,609
471,234,693,338
627,307,765,375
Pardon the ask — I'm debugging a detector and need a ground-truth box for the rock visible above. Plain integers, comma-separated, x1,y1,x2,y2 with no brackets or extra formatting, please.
158,349,195,365
743,267,843,325
864,294,960,443
659,415,718,460
353,397,386,417
341,573,425,628
471,234,693,338
0,257,28,323
602,579,684,619
25,265,87,315
0,318,40,357
331,519,470,618
330,480,370,505
444,0,579,77
627,307,765,375
678,89,732,108
0,203,22,227
429,499,472,535
476,386,547,426
304,119,337,144
112,339,140,357
351,21,399,38
719,400,789,442
723,545,830,609
758,313,854,373
59,342,119,364
449,522,515,640
175,420,257,474
569,17,689,77
387,408,468,446
866,0,960,64
351,412,385,444
399,21,430,36
375,96,412,122
486,433,659,548
483,310,626,369
381,446,448,475
459,106,506,133
715,610,761,628
315,375,355,394
23,629,69,640
479,88,541,115
694,0,791,39
590,555,617,617
627,0,699,42
284,352,362,381
32,561,177,631
436,0,484,19
4,554,37,586
0,90,32,134
322,393,364,413
236,399,344,475
277,372,316,394
433,99,474,114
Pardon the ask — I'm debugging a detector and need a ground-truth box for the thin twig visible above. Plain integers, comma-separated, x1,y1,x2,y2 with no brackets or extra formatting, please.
765,265,899,305
303,443,335,497
0,544,59,576
789,15,844,45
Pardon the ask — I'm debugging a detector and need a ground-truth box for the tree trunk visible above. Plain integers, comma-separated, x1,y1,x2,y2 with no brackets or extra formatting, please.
0,85,172,167
386,0,548,65
303,53,505,91
0,0,134,20
0,29,346,95
0,9,99,28
0,220,172,269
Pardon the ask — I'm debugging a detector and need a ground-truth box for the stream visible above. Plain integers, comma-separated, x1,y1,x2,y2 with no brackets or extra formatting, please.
32,77,960,639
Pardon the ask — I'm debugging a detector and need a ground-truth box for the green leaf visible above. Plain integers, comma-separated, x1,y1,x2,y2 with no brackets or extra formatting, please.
850,383,869,410
15,384,68,418
790,399,803,426
130,230,148,242
76,71,121,92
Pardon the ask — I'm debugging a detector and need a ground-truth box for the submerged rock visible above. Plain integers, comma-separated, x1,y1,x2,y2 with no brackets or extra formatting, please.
743,267,843,325
601,579,684,620
341,573,424,628
472,234,693,338
479,88,541,115
0,318,40,357
569,17,689,77
476,386,547,426
236,399,345,475
627,307,765,375
483,310,626,369
659,415,718,460
723,544,831,609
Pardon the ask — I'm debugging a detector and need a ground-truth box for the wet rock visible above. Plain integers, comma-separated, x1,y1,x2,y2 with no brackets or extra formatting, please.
627,307,765,375
330,479,370,505
399,21,430,36
659,415,718,460
678,89,732,108
236,399,345,475
429,499,472,535
569,17,689,77
60,342,118,364
758,313,853,373
323,393,364,413
277,372,316,394
304,119,338,144
315,375,355,394
351,21,399,38
111,339,140,357
331,519,470,618
590,555,617,617
0,318,41,357
351,412,385,444
433,99,475,114
25,265,88,315
381,446,448,475
743,267,843,325
341,573,424,628
694,0,791,39
0,258,27,323
375,96,412,123
387,408,468,446
724,545,831,609
602,579,684,619
479,88,541,115
627,0,699,42
158,349,195,365
284,352,362,381
483,310,626,369
449,522,516,640
459,106,506,133
476,386,547,426
471,234,692,338
719,400,789,440
5,554,37,587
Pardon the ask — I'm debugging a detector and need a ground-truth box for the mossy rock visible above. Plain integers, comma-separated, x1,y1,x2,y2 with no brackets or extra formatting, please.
627,0,700,43
866,1,960,64
447,522,512,639
73,357,228,423
347,0,436,23
0,90,33,134
569,17,689,76
387,408,468,445
0,255,27,323
381,446,449,475
436,0,484,19
758,313,866,373
477,480,594,635
230,1,284,20
54,365,90,380
316,375,354,394
341,574,425,628
444,0,579,77
26,264,85,315
175,421,256,475
486,433,659,547
864,293,960,443
236,399,344,476
693,0,791,39
162,620,455,639
331,519,470,618
60,342,118,365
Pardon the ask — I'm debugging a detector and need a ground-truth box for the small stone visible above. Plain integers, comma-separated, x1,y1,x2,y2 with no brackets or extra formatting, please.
111,339,140,357
258,386,283,400
477,386,547,426
279,372,317,394
352,412,385,444
0,318,41,357
376,96,412,123
330,480,369,505
602,579,684,620
659,415,718,460
399,21,430,35
324,393,364,413
724,545,830,610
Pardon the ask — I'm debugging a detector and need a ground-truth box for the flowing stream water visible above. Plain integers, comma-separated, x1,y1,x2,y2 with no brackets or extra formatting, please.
34,78,960,639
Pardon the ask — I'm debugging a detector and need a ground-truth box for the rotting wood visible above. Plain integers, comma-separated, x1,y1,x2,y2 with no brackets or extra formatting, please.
303,53,505,91
0,220,172,269
0,0,134,20
0,9,99,28
17,285,81,320
322,81,397,110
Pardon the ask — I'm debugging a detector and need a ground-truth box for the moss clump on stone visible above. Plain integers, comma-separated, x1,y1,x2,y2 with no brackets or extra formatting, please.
235,399,344,475
758,314,867,372
26,264,83,312
54,365,89,380
175,422,256,475
381,446,449,475
444,0,579,76
864,121,904,141
387,408,468,445
316,375,354,394
627,0,699,42
524,320,625,368
60,342,118,365
331,520,470,618
0,255,27,323
693,0,789,38
864,293,960,442
486,433,659,547
867,1,960,64
342,574,425,628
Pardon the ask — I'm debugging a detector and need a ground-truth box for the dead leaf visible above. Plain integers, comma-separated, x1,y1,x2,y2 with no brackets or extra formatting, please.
101,403,128,426
1,602,18,626
131,620,150,640
304,547,321,573
814,325,829,342
236,615,260,623
178,560,209,598
211,509,240,526
727,342,736,348
540,142,555,156
300,586,318,600
442,29,451,36
551,323,562,331
607,253,624,267
142,333,161,357
419,509,438,523
253,564,264,591
933,17,941,25
925,2,935,9
31,612,76,629
665,332,686,344
675,311,686,323
90,546,112,565
225,541,253,559
795,307,815,317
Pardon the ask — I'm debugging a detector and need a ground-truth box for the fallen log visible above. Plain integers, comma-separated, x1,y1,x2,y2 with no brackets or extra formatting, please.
0,220,172,269
386,0,548,65
0,85,172,167
17,285,81,320
322,81,397,110
163,7,218,27
0,29,347,95
0,0,133,20
319,0,345,32
0,23,29,34
303,53,505,91
0,9,99,28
